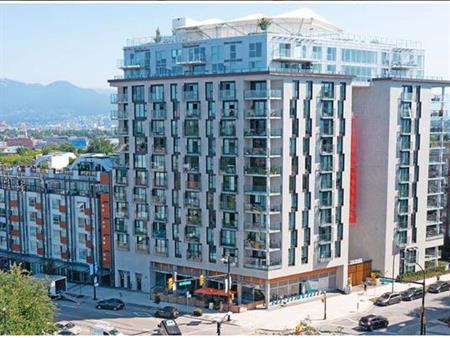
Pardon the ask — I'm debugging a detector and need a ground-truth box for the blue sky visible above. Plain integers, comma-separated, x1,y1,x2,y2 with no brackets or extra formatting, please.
1,1,449,89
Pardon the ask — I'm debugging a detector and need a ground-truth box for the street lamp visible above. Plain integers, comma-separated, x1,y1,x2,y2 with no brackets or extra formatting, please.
405,247,426,336
220,255,234,317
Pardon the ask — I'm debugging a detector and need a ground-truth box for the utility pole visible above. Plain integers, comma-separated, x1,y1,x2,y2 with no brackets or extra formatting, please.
227,257,231,312
322,292,327,320
418,265,426,335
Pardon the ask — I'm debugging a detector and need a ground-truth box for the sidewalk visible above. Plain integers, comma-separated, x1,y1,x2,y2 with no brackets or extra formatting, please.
65,282,211,315
66,272,450,330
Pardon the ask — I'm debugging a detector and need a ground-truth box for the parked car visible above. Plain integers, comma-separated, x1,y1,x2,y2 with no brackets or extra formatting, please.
154,306,180,319
427,281,450,293
359,314,389,331
96,298,125,310
401,287,424,301
157,320,182,336
55,321,81,335
90,325,121,336
375,292,402,306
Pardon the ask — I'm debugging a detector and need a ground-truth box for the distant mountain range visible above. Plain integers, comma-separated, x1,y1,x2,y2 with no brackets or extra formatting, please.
0,79,113,124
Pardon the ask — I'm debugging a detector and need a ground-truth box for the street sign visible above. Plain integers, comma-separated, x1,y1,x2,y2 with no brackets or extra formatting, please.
94,283,99,287
178,280,192,286
186,291,191,298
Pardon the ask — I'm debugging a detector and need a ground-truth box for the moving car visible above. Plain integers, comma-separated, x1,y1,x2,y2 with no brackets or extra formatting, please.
401,287,424,301
427,281,450,293
96,298,125,310
375,292,402,306
359,315,389,331
55,321,82,335
154,306,180,319
157,320,182,336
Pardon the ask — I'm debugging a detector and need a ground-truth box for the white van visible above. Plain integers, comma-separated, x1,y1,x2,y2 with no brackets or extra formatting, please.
90,325,121,336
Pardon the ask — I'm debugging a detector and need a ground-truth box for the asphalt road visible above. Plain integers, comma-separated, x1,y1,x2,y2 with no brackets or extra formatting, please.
316,290,450,335
56,297,248,336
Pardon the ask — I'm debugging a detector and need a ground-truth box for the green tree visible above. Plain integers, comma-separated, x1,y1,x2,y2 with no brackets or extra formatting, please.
86,137,115,154
0,265,57,335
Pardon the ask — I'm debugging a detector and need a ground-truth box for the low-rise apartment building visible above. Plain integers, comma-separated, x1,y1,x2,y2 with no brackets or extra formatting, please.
0,164,114,285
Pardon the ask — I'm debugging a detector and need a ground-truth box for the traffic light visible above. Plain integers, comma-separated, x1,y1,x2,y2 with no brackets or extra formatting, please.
167,277,174,290
230,292,235,301
199,274,205,287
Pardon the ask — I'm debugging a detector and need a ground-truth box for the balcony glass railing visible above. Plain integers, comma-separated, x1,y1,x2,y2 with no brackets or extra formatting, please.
151,110,167,119
219,90,236,100
183,91,199,101
244,89,282,99
111,109,129,120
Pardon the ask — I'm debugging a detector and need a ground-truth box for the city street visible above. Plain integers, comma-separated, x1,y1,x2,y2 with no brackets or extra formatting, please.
55,289,450,335
315,291,450,335
55,298,250,336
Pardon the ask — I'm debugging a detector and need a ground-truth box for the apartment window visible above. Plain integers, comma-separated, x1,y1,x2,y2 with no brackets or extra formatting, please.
306,81,313,99
288,248,295,266
301,246,308,264
229,44,238,60
220,229,236,247
134,154,146,169
327,47,336,61
279,43,291,57
205,82,213,101
312,46,322,59
342,49,377,64
174,240,181,258
132,85,145,102
335,241,341,258
209,245,217,263
211,45,224,61
170,84,177,101
249,42,262,58
326,65,336,73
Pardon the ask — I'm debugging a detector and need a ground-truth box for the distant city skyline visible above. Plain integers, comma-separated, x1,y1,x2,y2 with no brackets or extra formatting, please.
1,1,449,89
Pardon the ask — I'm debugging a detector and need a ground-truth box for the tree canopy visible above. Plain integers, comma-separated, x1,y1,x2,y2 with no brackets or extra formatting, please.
86,136,115,154
0,265,57,335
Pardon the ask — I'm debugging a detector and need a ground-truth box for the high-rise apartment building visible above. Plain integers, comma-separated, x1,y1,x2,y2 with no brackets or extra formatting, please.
0,162,114,285
109,9,446,308
351,78,449,277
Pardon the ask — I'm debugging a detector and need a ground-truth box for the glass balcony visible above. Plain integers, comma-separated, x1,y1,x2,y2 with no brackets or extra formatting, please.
186,109,201,118
152,195,166,205
133,195,147,203
118,59,145,69
154,214,168,222
244,147,267,156
245,109,282,119
223,219,238,229
219,90,236,100
114,126,129,137
153,145,166,155
111,93,128,104
151,110,167,119
187,215,201,225
245,239,266,250
270,129,282,137
184,198,200,208
111,109,129,120
244,257,281,270
183,91,199,101
186,250,202,261
186,180,201,190
245,166,281,176
176,55,206,65
244,185,281,194
152,229,167,239
220,200,236,211
244,89,282,100
149,93,165,102
426,227,444,240
244,128,267,137
244,203,267,213
222,108,238,119
219,164,236,175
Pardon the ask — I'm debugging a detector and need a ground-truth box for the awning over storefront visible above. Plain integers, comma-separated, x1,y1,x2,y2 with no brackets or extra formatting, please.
194,287,228,297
